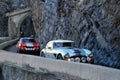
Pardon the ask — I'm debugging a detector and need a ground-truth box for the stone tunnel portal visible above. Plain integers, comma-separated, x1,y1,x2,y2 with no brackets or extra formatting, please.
20,16,35,38
6,8,36,39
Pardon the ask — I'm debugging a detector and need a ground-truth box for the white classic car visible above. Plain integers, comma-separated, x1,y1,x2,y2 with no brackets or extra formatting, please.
40,40,93,63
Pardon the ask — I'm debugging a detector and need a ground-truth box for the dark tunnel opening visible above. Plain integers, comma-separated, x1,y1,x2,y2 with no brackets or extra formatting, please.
20,16,35,37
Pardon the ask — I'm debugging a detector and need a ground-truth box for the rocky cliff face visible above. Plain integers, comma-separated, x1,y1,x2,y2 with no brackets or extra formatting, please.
0,1,9,36
0,0,30,36
0,0,120,68
31,0,120,68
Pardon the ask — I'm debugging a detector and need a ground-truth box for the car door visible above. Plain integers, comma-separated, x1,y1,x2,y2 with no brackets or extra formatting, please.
45,41,54,55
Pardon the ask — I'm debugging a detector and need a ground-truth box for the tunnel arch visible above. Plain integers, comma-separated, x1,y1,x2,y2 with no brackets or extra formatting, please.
6,8,36,39
17,13,35,37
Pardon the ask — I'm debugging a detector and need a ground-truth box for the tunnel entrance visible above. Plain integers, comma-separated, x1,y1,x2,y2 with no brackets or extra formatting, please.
20,16,35,37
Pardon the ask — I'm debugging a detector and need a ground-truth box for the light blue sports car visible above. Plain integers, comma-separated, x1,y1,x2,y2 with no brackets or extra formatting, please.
40,40,93,63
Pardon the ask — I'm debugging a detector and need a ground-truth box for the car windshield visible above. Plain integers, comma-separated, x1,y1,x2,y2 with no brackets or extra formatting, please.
53,42,62,48
53,42,73,48
63,42,72,47
20,38,36,43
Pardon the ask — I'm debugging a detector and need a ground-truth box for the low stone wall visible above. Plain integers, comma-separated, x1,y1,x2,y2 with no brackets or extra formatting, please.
0,38,120,80
0,50,120,80
0,37,10,40
0,63,82,80
0,38,18,49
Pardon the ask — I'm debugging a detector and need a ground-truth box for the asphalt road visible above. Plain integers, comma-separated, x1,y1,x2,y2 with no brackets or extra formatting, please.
4,44,93,64
5,44,17,53
5,44,56,59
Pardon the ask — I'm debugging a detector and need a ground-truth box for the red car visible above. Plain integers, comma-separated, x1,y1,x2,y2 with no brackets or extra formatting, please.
17,37,40,56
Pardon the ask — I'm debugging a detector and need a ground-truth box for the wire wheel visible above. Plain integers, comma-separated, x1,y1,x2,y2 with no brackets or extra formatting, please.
57,54,63,60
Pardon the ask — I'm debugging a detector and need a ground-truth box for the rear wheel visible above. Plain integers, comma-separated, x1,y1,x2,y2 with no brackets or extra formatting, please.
57,54,63,60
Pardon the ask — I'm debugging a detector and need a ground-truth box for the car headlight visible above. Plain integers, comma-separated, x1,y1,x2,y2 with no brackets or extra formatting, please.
81,57,87,63
64,53,70,61
70,58,74,62
74,57,80,62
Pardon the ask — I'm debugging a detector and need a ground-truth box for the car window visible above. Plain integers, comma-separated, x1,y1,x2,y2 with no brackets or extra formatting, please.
21,39,36,43
53,42,73,48
53,42,62,48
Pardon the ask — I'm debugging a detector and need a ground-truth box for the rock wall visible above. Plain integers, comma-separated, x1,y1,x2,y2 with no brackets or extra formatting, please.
0,1,9,36
30,0,120,68
0,0,30,37
0,0,120,68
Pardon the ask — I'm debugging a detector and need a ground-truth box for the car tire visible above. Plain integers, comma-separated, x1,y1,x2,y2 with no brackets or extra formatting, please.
40,52,45,57
57,54,63,60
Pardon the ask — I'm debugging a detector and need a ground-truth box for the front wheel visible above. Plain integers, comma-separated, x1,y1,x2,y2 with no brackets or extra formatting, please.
57,54,63,60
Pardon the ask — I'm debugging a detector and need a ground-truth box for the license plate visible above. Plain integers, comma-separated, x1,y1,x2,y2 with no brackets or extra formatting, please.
25,48,35,50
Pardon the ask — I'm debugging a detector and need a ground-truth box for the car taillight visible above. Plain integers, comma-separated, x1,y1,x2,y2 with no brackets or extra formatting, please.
18,44,22,47
18,43,25,50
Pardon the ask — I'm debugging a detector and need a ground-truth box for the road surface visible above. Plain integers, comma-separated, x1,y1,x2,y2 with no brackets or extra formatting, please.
5,44,56,59
5,44,17,53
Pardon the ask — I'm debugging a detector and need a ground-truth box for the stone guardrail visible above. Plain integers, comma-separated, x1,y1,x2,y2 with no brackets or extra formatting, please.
0,38,120,80
0,38,18,49
0,37,10,40
0,50,120,80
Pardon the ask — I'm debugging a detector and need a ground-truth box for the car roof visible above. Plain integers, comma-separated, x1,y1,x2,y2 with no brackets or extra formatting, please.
20,37,34,40
49,39,74,43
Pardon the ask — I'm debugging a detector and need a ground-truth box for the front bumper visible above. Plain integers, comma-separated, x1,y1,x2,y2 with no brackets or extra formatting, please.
18,49,40,56
65,55,87,63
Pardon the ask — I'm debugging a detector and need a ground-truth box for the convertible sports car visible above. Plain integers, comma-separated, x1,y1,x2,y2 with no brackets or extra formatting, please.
40,39,94,63
16,37,40,56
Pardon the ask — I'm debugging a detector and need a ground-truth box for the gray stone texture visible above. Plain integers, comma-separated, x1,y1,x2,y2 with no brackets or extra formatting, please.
0,50,120,80
1,64,84,80
0,0,30,37
30,0,120,68
0,0,120,68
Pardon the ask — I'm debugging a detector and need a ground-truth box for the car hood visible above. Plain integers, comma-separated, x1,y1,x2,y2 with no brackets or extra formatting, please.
54,47,81,56
79,49,91,56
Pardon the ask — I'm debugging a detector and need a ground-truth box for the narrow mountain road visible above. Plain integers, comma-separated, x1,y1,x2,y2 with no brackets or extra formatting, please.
5,45,17,53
